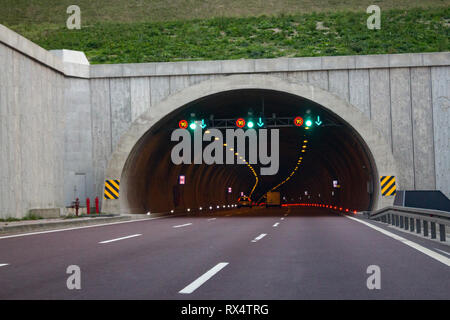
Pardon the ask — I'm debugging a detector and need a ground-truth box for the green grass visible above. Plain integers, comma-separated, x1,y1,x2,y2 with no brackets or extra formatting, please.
0,213,43,222
1,0,449,24
1,1,449,63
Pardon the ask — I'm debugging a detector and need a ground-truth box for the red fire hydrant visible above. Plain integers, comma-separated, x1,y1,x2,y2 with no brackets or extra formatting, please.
75,198,80,216
86,198,90,215
95,197,99,214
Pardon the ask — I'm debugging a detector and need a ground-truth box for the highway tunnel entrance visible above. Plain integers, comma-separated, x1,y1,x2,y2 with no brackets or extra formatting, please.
103,75,398,214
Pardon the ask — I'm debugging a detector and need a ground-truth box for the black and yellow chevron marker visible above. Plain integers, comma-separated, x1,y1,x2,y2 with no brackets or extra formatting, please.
380,176,396,196
104,179,120,199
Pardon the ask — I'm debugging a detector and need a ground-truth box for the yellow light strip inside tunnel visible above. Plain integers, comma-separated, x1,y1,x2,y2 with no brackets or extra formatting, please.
224,142,259,199
207,130,259,200
269,138,308,192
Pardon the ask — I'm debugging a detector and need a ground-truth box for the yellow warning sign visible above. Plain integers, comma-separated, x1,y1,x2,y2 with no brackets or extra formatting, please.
104,179,120,199
380,176,396,196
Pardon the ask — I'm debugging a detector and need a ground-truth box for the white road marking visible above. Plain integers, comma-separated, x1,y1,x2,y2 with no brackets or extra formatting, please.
173,223,192,228
345,216,450,267
273,222,280,227
435,248,450,257
179,262,229,294
207,218,216,221
99,234,142,244
280,217,285,220
251,233,267,243
0,214,180,240
0,264,9,267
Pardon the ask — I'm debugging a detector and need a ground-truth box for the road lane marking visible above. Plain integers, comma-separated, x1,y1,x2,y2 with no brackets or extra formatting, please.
179,262,229,294
280,218,285,220
273,222,280,227
207,218,216,221
251,233,267,243
435,248,450,257
173,223,192,228
0,264,9,267
0,214,183,240
345,216,450,267
99,234,141,244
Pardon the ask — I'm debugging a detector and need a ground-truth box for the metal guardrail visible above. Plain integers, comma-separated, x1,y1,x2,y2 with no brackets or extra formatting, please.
367,206,450,242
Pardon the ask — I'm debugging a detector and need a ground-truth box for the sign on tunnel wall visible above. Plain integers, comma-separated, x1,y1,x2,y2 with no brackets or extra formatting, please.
104,179,120,199
380,176,396,197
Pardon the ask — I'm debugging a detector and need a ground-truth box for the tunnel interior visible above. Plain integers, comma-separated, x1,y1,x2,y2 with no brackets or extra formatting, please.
121,89,376,214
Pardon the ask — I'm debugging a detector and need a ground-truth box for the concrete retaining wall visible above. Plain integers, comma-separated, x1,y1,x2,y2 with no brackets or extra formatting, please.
0,24,449,218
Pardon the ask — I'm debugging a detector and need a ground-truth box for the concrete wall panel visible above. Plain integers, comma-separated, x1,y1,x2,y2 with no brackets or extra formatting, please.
307,71,328,90
110,78,132,149
390,68,414,190
150,76,170,106
90,79,113,203
369,69,392,149
410,67,436,190
329,70,349,102
130,77,151,122
349,69,370,118
431,66,450,198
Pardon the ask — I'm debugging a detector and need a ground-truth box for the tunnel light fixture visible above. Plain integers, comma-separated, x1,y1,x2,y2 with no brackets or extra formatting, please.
223,143,227,146
304,140,308,143
205,130,210,134
199,207,203,210
217,205,220,209
229,148,234,151
215,137,220,141
170,209,174,213
235,152,238,156
209,206,213,210
187,208,191,212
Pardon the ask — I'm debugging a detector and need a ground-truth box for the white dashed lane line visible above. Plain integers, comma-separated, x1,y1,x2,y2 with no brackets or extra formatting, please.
251,233,267,243
273,222,280,227
99,234,142,244
179,262,229,294
173,223,193,228
207,218,216,221
0,264,9,267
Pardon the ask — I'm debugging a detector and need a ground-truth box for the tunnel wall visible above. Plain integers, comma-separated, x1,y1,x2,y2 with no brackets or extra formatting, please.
0,24,448,217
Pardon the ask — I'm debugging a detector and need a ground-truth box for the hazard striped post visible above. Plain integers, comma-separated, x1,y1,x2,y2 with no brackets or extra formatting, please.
104,179,120,199
380,176,396,197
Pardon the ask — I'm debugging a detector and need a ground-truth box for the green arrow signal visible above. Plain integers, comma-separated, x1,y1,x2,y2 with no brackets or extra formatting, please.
257,117,264,127
200,119,207,129
315,116,322,126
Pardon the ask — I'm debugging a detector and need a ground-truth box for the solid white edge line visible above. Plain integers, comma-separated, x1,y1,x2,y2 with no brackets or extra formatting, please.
173,223,192,228
0,263,9,267
0,215,179,240
179,262,229,294
435,248,450,257
345,216,450,267
251,233,267,242
99,234,142,244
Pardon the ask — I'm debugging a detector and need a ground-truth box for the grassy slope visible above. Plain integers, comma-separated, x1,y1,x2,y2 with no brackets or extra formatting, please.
1,1,449,63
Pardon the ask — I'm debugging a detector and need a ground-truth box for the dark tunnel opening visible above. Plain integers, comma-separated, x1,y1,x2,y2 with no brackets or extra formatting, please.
121,89,376,214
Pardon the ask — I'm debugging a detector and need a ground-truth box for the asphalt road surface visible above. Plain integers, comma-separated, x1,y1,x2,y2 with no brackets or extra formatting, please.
0,207,449,299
